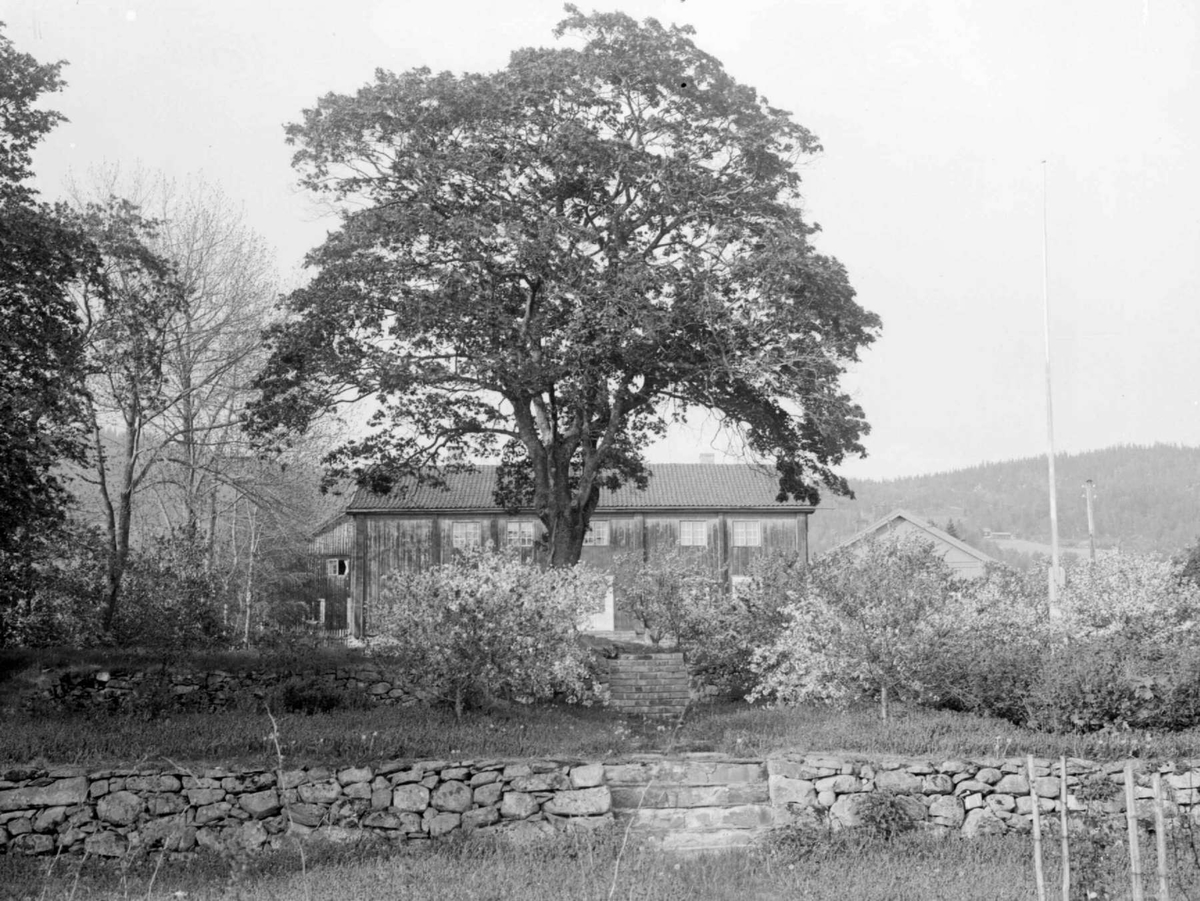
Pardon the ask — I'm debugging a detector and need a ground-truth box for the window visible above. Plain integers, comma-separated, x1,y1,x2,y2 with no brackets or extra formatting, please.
325,558,347,577
451,521,481,548
506,521,535,547
679,521,708,546
732,520,762,547
582,520,610,546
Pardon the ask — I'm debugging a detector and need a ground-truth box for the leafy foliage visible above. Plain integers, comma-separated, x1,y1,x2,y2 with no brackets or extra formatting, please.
370,547,606,718
750,532,963,718
613,548,722,648
0,25,97,616
250,7,879,564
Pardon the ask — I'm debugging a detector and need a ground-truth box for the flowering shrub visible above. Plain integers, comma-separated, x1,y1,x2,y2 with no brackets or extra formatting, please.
750,532,963,719
370,547,606,718
1057,552,1200,640
612,549,722,648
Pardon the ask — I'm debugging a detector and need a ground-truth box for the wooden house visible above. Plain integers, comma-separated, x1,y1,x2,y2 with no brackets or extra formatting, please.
831,509,997,578
310,463,814,639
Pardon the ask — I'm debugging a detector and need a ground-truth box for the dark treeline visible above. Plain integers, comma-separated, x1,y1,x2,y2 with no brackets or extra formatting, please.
809,443,1200,561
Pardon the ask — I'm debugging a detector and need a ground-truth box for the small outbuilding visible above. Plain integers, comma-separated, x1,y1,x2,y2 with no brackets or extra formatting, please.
309,463,815,640
830,509,997,578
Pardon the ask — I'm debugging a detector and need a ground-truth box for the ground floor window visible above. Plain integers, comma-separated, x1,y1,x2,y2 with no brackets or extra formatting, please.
506,520,535,547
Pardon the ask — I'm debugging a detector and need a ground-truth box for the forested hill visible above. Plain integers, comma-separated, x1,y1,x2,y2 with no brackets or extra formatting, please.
807,444,1200,563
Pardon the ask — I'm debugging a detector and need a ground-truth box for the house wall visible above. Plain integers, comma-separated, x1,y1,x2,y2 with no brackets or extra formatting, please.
309,517,355,631
347,510,810,638
867,519,988,578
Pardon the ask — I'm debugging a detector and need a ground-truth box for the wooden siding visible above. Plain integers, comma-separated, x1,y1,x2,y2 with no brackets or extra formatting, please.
345,510,812,638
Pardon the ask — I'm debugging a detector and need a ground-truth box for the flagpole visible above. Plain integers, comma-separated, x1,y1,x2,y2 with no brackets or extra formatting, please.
1042,160,1062,616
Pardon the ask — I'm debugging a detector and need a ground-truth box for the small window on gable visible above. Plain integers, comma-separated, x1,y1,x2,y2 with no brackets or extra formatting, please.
732,521,762,547
451,521,481,548
582,520,610,546
679,520,707,546
506,521,535,547
326,558,347,577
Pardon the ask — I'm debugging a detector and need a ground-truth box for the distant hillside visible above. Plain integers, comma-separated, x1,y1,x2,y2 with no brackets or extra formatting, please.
809,444,1200,564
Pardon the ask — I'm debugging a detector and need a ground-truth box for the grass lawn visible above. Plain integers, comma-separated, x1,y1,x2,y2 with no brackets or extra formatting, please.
0,829,1050,901
7,698,1200,769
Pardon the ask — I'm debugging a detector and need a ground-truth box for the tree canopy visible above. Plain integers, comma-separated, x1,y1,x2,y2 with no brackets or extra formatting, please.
250,7,880,564
0,23,95,614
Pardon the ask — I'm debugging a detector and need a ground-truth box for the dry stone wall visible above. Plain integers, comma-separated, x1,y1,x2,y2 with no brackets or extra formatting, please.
5,752,1200,857
0,759,613,858
21,665,432,713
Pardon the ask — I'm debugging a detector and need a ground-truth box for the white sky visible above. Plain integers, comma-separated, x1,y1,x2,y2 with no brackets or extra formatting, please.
8,0,1199,481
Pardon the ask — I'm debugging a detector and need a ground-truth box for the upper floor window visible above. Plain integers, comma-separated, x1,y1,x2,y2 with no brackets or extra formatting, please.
732,520,762,547
506,521,535,548
679,520,708,547
451,521,481,548
325,558,348,577
582,520,610,546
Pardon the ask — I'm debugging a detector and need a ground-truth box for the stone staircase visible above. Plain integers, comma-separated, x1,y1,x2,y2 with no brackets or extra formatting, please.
604,754,778,852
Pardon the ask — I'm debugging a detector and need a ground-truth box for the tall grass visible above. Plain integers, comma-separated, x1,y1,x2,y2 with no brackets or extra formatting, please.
1,829,1040,901
10,700,1200,769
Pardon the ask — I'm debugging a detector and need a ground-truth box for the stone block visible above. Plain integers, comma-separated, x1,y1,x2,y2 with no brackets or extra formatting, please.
474,782,503,807
570,764,604,789
543,787,611,817
929,795,965,828
186,788,226,805
194,802,231,826
0,776,88,811
767,759,822,780
98,790,143,826
994,775,1029,795
922,774,954,794
962,808,1006,837
768,776,816,809
873,771,922,793
938,760,971,774
631,804,774,831
976,768,1003,785
393,784,430,813
431,781,473,813
462,806,501,830
510,774,554,792
10,833,55,855
501,791,540,819
1033,777,1061,799
470,771,500,787
987,794,1016,813
362,810,407,830
289,803,327,828
343,782,373,800
33,806,68,832
814,774,861,793
338,766,373,786
297,781,341,804
84,831,128,857
427,811,460,837
1015,796,1056,816
239,790,281,819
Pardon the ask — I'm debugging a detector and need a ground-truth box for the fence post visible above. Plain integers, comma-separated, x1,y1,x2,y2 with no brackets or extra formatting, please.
1029,755,1047,901
1126,761,1145,901
1060,756,1070,901
1153,772,1170,901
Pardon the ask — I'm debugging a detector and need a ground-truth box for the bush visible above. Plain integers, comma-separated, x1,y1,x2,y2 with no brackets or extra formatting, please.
370,547,606,719
269,674,372,715
1025,635,1200,732
612,548,722,648
109,526,230,653
749,532,963,719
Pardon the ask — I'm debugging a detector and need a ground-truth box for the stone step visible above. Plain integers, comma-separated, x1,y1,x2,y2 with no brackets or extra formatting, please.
610,783,769,809
643,829,761,853
604,760,767,788
626,804,777,832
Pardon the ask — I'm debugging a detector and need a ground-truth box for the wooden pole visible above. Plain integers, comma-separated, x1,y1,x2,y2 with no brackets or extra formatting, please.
1083,479,1097,564
1060,756,1070,901
1041,160,1062,618
1029,755,1047,901
1127,761,1145,901
1154,772,1170,901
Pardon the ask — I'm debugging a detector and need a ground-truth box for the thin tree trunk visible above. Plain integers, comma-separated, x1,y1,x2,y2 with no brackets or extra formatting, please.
880,683,889,721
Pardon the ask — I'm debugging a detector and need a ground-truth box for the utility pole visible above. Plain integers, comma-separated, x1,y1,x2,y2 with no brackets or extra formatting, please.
1042,160,1063,615
1083,479,1097,564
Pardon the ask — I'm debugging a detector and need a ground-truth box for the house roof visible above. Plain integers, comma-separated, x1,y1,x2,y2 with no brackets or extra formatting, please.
831,509,998,565
345,463,814,514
